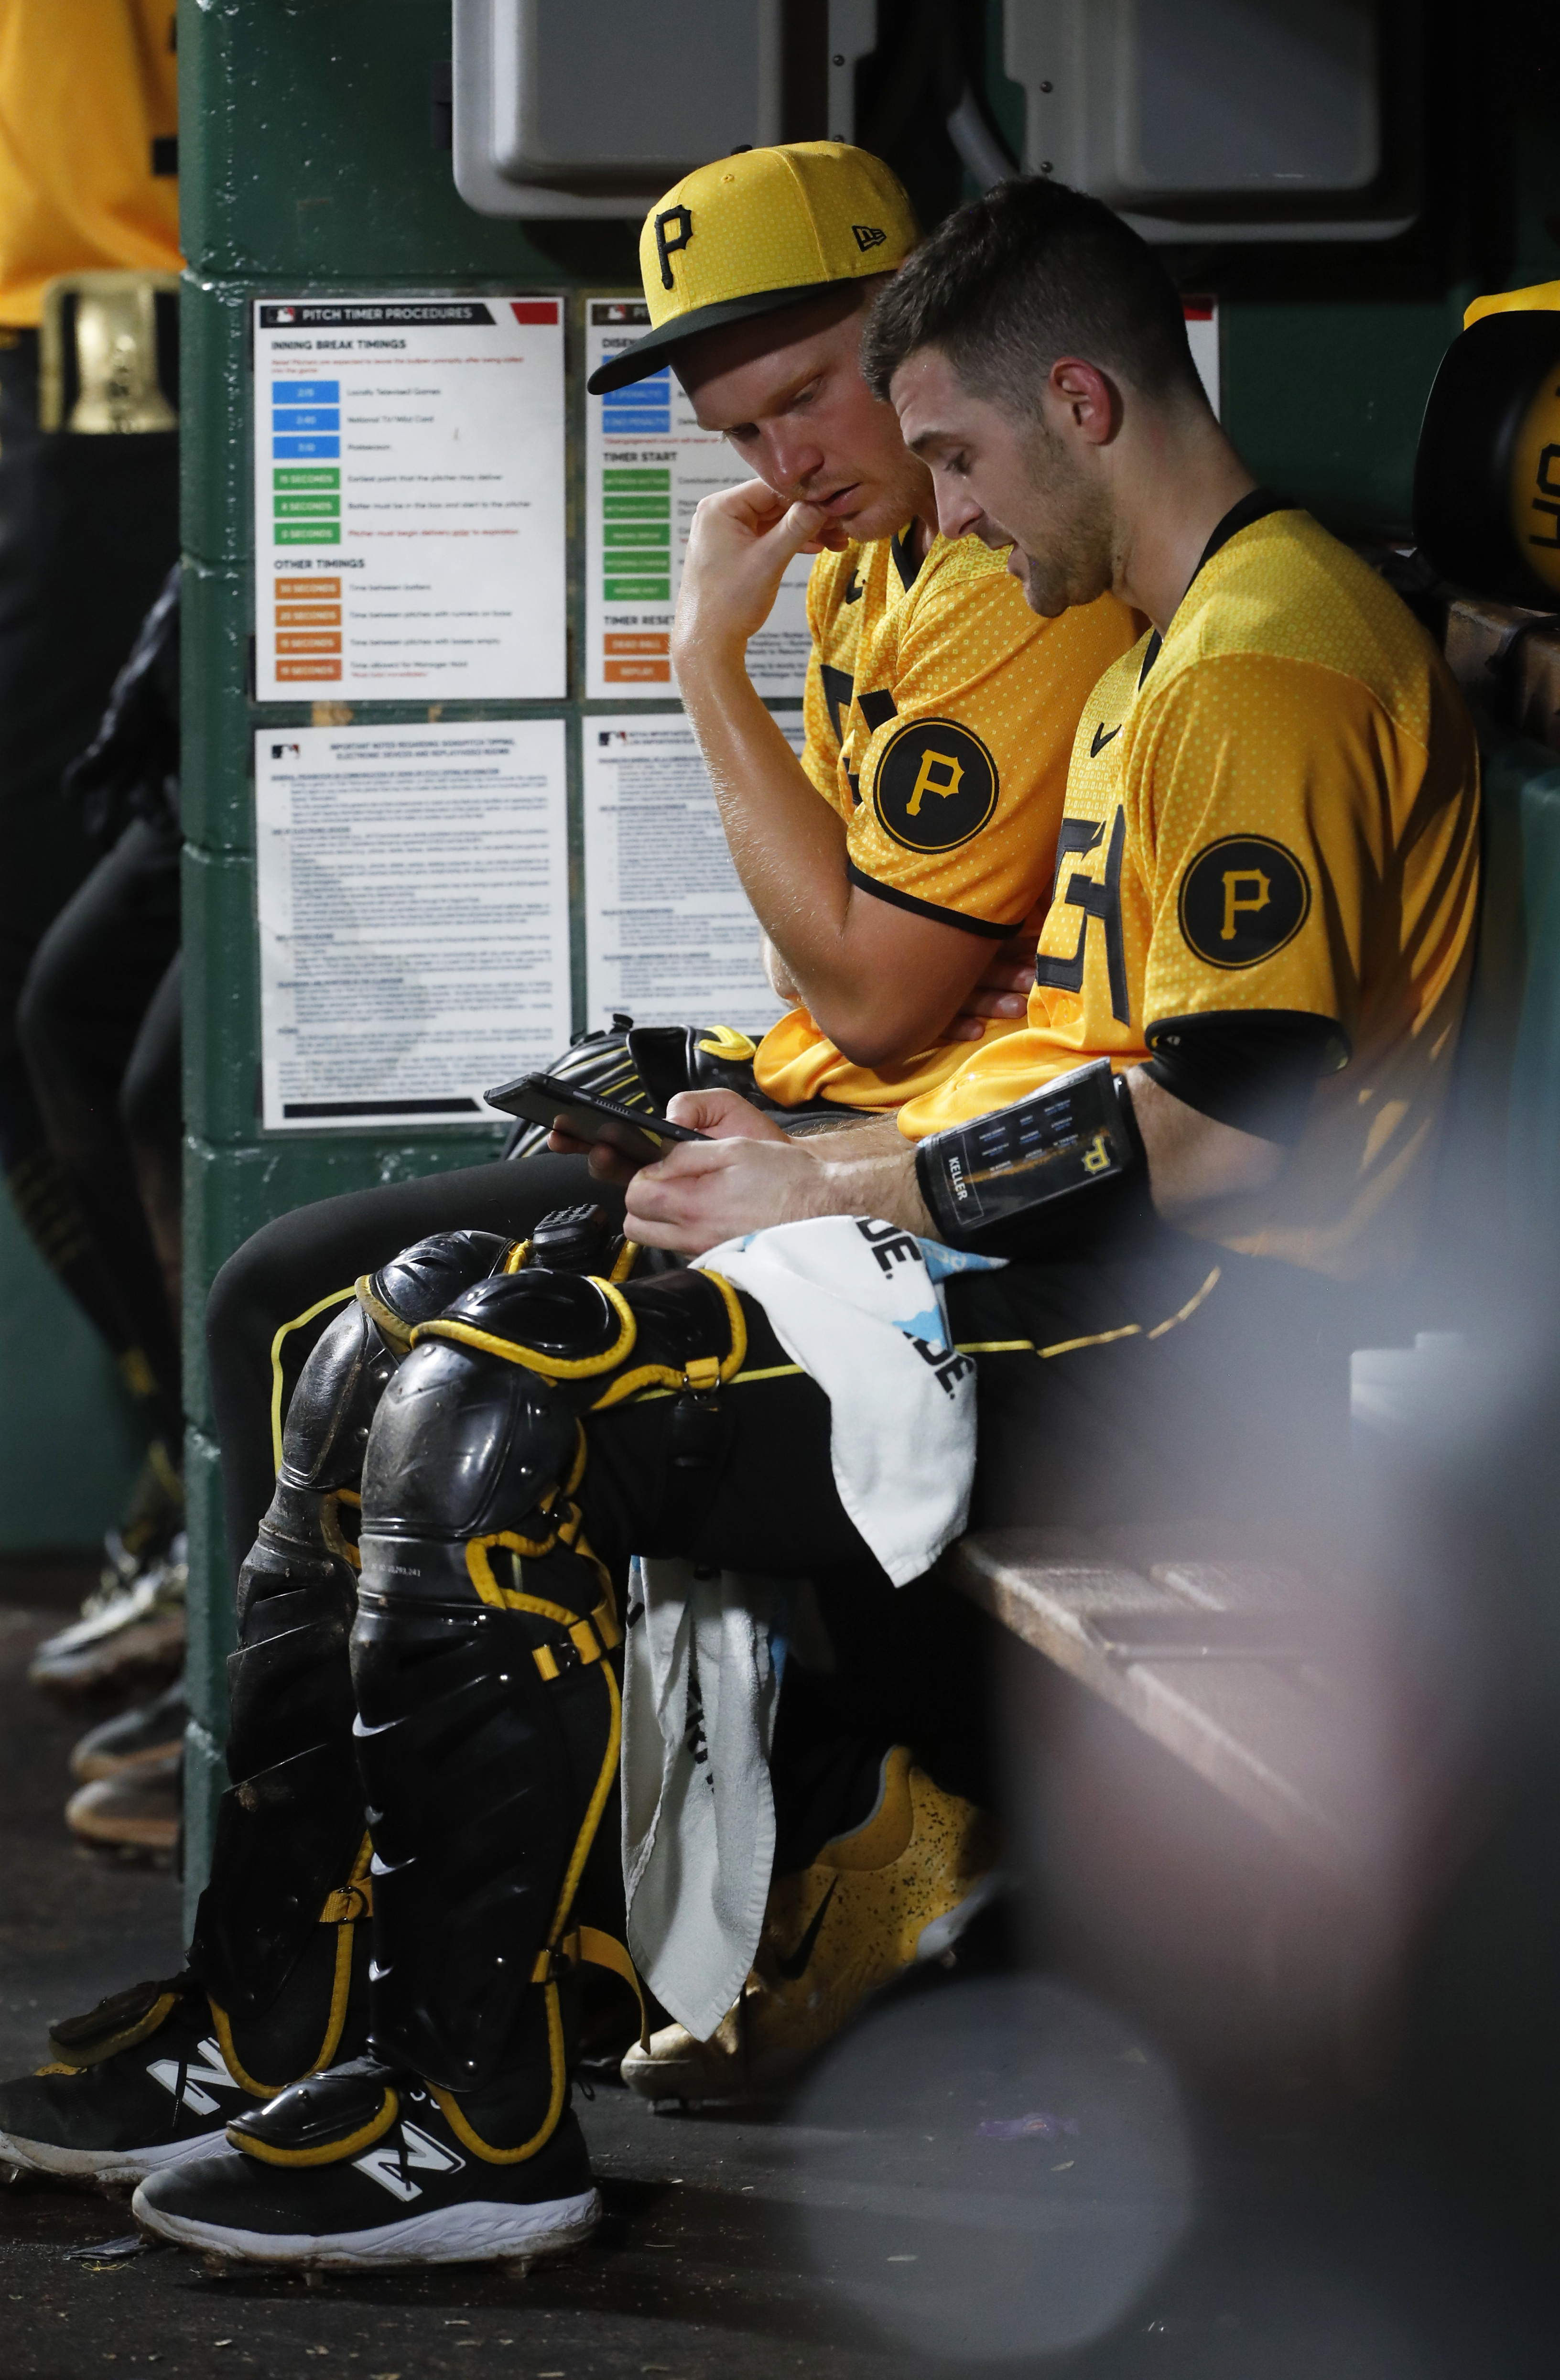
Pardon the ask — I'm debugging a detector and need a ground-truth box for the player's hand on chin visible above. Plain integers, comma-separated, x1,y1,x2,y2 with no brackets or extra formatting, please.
626,1109,830,1255
675,483,847,660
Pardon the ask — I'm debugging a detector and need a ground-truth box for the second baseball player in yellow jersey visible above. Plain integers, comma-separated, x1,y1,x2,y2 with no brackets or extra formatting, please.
900,497,1481,1278
753,533,1137,1111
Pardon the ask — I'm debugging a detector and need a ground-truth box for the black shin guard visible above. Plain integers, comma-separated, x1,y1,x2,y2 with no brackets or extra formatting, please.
353,1262,745,2152
190,1231,517,2090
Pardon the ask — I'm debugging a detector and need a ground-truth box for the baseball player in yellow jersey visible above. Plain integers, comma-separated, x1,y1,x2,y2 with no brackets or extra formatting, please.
587,143,1137,1113
607,178,1479,1289
102,179,1487,2269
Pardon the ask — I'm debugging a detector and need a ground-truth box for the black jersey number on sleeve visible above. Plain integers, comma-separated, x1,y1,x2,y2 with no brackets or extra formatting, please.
1034,807,1130,1024
819,663,854,749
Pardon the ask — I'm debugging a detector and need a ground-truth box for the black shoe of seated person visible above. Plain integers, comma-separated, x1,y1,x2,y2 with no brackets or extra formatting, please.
131,2057,600,2268
0,1975,260,2186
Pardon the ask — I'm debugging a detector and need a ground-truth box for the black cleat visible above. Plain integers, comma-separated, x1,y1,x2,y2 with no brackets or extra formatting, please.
132,2058,599,2267
0,1976,260,2186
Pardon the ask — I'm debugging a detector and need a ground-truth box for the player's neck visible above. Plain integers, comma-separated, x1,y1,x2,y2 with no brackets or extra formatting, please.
1111,412,1258,635
906,502,937,564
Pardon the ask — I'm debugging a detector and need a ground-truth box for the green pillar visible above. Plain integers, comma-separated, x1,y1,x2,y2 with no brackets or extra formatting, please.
177,0,636,1930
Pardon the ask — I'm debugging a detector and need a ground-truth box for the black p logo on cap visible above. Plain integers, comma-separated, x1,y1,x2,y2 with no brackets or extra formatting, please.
654,205,694,292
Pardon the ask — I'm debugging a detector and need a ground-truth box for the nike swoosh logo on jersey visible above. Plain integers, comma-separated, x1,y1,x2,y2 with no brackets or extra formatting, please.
1090,723,1121,757
774,1878,838,1983
843,570,863,603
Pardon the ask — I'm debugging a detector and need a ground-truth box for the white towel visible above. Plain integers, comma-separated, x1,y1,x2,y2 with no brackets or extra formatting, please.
619,1215,1004,2036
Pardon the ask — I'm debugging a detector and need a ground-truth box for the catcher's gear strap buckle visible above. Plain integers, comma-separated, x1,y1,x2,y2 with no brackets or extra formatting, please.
530,1591,623,1682
529,1590,619,1685
318,1875,373,1924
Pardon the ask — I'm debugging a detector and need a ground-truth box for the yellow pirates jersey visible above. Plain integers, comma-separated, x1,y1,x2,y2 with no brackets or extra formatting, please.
753,529,1138,1110
0,1,181,327
901,505,1481,1280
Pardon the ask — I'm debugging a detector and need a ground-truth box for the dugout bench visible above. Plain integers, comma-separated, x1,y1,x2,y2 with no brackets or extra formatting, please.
938,594,1560,2052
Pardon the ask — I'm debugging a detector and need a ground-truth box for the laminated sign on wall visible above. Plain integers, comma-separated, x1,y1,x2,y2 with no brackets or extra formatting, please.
583,713,798,1036
585,298,811,703
253,297,566,701
256,721,570,1130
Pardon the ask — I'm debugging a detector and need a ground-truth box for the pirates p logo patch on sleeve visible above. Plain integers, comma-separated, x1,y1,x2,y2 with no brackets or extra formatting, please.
1178,834,1311,968
871,718,998,854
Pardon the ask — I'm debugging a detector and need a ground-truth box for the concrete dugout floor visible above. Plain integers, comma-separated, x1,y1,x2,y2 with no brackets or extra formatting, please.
2,1575,1560,2380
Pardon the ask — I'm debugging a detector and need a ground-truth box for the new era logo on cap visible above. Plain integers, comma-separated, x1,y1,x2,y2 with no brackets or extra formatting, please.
853,224,887,252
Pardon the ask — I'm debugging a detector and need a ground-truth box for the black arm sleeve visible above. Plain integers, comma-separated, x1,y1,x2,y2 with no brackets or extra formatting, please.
1142,1011,1349,1146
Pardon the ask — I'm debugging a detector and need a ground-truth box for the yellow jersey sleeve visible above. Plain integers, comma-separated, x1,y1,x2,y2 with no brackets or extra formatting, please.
1132,650,1383,1047
0,2,181,326
846,563,1129,937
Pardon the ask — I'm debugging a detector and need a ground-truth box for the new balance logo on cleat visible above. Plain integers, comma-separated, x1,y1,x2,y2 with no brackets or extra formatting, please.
146,2038,240,2119
354,2121,466,2203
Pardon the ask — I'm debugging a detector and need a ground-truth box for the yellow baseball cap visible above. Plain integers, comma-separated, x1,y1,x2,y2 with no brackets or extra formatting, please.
585,142,918,396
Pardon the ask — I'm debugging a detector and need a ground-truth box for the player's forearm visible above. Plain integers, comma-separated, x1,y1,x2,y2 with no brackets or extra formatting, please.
677,641,932,1050
1127,1066,1286,1215
675,636,853,955
808,1120,933,1233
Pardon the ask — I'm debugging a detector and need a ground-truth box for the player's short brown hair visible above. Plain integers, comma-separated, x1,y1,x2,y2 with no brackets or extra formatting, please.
861,176,1203,416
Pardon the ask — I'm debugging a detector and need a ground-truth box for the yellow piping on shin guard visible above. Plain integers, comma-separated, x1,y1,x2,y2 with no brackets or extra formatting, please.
431,1638,624,2163
210,1833,376,2099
